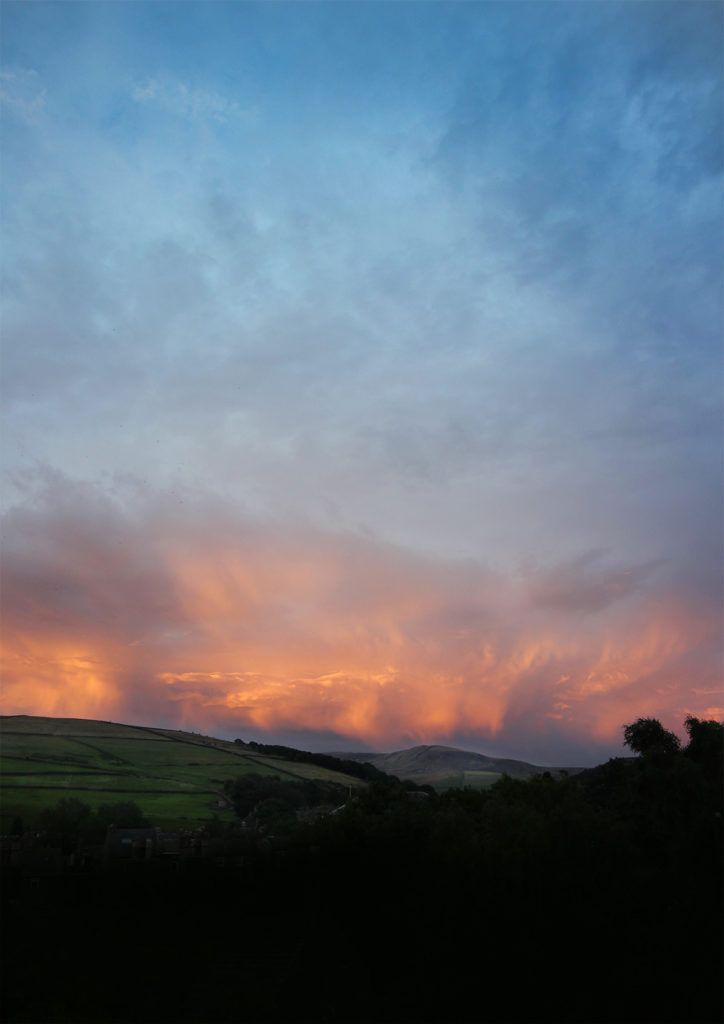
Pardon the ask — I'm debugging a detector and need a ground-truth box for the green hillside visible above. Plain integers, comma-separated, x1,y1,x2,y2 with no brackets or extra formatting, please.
0,715,365,831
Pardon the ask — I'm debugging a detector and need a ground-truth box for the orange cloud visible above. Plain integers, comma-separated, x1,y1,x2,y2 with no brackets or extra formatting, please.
2,635,120,721
1,480,720,763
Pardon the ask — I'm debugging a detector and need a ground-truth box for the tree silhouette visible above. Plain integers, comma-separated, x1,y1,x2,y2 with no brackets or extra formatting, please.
683,716,723,767
622,716,681,757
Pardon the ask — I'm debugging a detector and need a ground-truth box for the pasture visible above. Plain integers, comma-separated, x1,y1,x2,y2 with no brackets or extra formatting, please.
0,715,364,831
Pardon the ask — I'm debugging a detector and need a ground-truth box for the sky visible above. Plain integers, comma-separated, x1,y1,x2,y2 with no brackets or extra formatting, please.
1,1,722,766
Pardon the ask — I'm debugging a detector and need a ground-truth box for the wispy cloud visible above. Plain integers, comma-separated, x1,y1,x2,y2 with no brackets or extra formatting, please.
0,68,46,122
1,477,719,763
1,3,720,761
131,75,256,125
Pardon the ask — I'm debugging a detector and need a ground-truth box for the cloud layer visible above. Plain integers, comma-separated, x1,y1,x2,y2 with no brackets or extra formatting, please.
1,3,721,762
2,476,720,764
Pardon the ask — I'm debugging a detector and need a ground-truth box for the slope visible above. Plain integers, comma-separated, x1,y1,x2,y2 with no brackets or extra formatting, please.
331,744,580,790
0,715,366,830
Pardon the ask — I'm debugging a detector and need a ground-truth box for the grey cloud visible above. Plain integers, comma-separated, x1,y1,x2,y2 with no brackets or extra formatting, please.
1,0,719,611
434,1,722,315
525,551,660,614
424,7,721,534
0,472,182,639
2,472,720,765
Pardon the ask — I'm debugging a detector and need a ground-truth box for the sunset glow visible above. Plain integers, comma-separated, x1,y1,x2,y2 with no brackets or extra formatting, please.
1,2,721,764
2,482,720,763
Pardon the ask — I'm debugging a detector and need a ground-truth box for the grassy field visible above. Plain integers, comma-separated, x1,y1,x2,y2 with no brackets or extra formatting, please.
0,715,365,831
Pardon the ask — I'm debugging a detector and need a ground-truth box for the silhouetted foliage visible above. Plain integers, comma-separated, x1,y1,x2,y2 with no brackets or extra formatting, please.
38,798,149,852
96,800,150,829
4,717,721,1024
224,772,348,827
239,740,389,782
38,798,100,852
623,716,681,757
684,715,723,769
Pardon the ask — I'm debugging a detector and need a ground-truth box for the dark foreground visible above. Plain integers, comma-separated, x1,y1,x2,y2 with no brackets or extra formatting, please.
2,725,722,1023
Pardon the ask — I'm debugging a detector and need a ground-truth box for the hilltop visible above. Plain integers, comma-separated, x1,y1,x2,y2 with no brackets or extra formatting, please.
329,743,583,790
0,716,585,831
1,713,720,1024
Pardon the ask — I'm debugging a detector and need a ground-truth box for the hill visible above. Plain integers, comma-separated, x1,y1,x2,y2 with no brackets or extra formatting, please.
0,715,366,831
329,744,583,790
2,715,720,1024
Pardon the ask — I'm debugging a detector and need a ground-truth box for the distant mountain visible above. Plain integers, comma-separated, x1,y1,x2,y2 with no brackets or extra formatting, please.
0,715,584,826
328,744,583,790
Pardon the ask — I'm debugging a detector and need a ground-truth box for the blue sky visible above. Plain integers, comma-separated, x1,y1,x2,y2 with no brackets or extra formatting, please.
1,2,721,763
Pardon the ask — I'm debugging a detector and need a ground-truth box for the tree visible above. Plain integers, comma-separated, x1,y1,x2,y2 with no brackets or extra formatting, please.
683,717,724,809
623,717,681,757
683,716,723,767
39,798,98,852
96,801,149,829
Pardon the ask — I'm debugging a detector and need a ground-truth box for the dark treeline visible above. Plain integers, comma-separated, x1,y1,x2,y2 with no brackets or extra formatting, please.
238,739,389,783
19,798,150,854
2,717,721,1023
223,772,350,826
